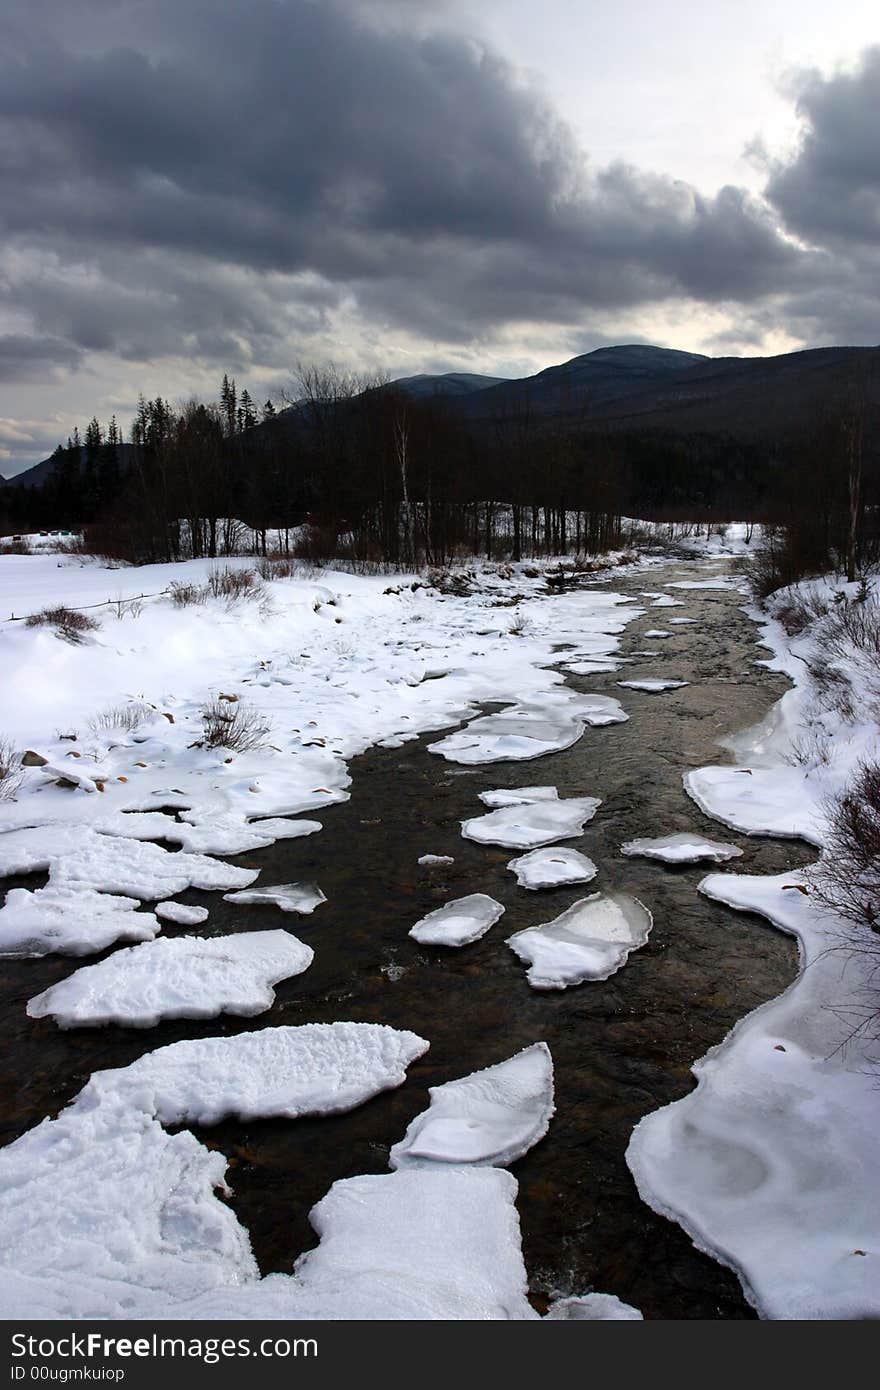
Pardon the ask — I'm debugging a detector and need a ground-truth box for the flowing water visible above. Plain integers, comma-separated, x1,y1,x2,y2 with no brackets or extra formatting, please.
0,554,816,1318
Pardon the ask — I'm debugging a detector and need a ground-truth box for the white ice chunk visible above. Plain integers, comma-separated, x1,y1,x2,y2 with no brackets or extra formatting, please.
668,617,696,624
479,785,558,808
409,893,505,946
643,629,672,638
94,811,321,857
0,885,160,958
86,1022,430,1125
427,702,585,764
27,930,314,1028
617,679,689,692
222,882,327,914
390,1043,554,1169
507,846,598,890
544,1293,643,1320
685,766,825,845
417,854,455,866
462,796,600,850
651,595,686,608
621,832,742,864
507,894,652,989
0,824,258,899
155,901,209,925
569,694,628,726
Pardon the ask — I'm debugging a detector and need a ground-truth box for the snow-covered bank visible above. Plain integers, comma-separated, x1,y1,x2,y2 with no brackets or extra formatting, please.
628,578,880,1319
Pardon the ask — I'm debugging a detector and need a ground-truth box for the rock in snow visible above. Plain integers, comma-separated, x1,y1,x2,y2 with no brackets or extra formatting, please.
507,846,598,890
507,894,652,989
27,930,314,1029
222,882,327,914
462,796,601,850
620,832,743,864
409,893,505,946
390,1043,554,1169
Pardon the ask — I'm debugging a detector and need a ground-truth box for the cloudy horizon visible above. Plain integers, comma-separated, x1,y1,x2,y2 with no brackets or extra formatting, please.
2,0,879,476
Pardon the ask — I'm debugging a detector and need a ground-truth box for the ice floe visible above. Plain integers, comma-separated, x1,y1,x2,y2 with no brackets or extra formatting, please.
0,824,258,899
621,832,742,864
222,882,327,914
651,595,686,608
507,894,652,989
409,893,505,946
462,796,601,849
389,1042,554,1169
155,901,209,925
617,679,689,693
427,702,586,764
643,629,672,638
417,854,455,866
544,1294,643,1320
507,846,598,890
478,785,558,808
0,885,161,957
685,765,825,845
668,617,696,625
27,930,314,1028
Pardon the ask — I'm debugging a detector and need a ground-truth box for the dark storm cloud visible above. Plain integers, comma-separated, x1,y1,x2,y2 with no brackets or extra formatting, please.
0,334,82,382
765,47,880,249
0,0,807,379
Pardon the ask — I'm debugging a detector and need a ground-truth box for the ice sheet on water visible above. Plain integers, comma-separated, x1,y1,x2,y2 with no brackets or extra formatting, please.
427,699,587,764
94,810,322,856
544,1294,643,1320
222,882,327,914
409,893,504,946
479,785,558,808
621,832,742,864
86,1021,430,1125
569,693,628,725
507,846,598,890
685,766,825,845
0,885,161,958
27,930,314,1028
651,596,686,608
155,901,209,925
417,854,454,866
617,679,689,693
462,796,600,849
0,824,258,899
507,893,652,989
389,1042,554,1169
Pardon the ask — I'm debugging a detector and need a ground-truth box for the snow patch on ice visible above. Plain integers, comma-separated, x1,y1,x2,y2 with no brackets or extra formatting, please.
409,893,504,946
0,885,161,958
507,894,652,989
155,901,209,925
621,832,742,864
462,796,601,849
544,1293,643,1320
617,679,689,693
507,846,598,890
222,882,327,914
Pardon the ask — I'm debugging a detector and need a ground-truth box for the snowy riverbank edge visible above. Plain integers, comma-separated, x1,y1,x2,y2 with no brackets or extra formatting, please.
627,579,880,1320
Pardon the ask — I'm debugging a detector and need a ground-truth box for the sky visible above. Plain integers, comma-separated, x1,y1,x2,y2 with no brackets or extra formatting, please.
1,0,879,476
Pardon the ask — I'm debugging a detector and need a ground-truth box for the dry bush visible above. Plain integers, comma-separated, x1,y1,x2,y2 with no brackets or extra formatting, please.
747,524,831,602
2,537,31,555
810,762,880,935
200,698,270,752
110,595,144,620
772,586,832,637
256,555,296,580
206,566,260,600
88,701,153,735
25,606,99,643
0,737,23,801
168,580,206,607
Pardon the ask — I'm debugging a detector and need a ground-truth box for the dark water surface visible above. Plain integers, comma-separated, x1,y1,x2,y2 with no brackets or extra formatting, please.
0,555,815,1318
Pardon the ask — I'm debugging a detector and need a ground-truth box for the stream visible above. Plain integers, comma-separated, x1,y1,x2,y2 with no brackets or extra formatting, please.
0,553,816,1319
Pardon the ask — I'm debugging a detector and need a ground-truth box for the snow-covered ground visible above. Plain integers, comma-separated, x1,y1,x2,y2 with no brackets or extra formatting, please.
628,575,880,1319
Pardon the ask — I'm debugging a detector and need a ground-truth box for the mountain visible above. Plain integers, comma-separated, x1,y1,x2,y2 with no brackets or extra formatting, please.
0,444,135,490
392,371,509,399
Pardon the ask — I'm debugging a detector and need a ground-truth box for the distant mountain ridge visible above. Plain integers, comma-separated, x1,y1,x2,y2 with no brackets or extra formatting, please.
4,341,879,487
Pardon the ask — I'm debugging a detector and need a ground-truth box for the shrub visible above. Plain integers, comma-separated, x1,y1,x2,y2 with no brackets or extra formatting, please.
206,566,260,600
747,523,832,602
25,606,99,643
88,702,153,735
810,762,880,934
200,698,270,752
0,737,23,801
168,580,206,608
